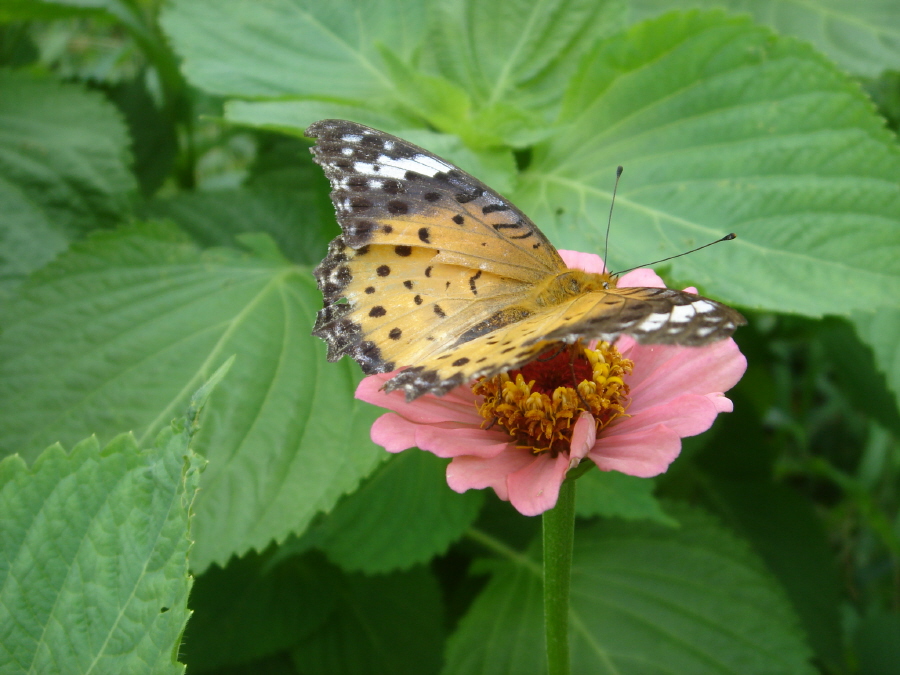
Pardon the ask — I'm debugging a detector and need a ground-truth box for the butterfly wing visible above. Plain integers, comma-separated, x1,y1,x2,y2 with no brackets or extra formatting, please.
308,119,567,375
383,287,746,399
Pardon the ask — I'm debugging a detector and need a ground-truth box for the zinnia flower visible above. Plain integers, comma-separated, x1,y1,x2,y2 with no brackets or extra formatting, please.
355,250,747,516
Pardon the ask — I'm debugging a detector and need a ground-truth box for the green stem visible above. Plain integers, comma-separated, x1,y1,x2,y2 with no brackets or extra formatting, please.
543,477,576,675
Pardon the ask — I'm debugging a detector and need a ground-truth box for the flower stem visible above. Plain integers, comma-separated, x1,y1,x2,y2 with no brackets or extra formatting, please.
542,476,576,675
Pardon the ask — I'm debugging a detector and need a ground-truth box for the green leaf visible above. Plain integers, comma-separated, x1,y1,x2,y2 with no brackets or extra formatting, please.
575,468,678,526
224,100,418,140
431,0,625,111
0,0,112,21
852,309,900,405
517,11,900,318
0,222,384,572
105,75,179,197
291,566,445,675
627,0,900,77
183,551,341,672
445,507,815,675
141,181,337,267
702,479,844,671
308,450,484,574
854,611,900,675
0,425,202,673
816,317,900,435
0,70,135,289
161,0,427,101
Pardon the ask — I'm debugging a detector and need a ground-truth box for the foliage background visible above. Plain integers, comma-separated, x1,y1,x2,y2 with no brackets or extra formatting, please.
0,0,899,673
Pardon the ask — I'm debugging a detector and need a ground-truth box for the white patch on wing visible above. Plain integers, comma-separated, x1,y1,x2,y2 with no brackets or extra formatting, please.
670,304,695,323
637,313,669,332
383,140,394,151
693,299,716,313
695,326,716,337
342,134,363,142
341,147,353,156
372,153,452,178
413,153,454,174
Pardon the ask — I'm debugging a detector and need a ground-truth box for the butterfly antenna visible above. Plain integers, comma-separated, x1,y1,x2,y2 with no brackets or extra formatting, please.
611,233,737,277
603,166,624,272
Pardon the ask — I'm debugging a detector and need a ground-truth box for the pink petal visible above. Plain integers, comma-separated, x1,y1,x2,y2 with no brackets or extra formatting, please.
618,268,666,288
356,373,482,424
569,411,596,468
624,339,746,410
588,426,681,477
371,413,419,453
415,425,511,459
507,452,571,516
682,286,698,294
446,447,534,501
604,393,719,438
708,393,733,413
559,250,606,274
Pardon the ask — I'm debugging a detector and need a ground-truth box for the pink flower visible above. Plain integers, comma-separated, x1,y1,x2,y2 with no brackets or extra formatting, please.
355,251,747,516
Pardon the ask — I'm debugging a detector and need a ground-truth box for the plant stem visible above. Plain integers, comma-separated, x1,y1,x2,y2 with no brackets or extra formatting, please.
543,476,576,675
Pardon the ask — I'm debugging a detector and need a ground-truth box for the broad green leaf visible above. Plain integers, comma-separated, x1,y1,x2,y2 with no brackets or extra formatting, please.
0,70,135,287
0,222,384,572
142,181,337,266
517,11,900,318
445,508,815,675
852,309,900,404
106,75,179,197
225,100,417,140
0,0,112,20
703,479,844,671
183,551,341,672
575,468,677,526
628,0,900,77
308,450,484,574
431,0,624,111
854,611,900,675
161,0,426,101
0,423,202,673
816,317,900,435
291,566,445,675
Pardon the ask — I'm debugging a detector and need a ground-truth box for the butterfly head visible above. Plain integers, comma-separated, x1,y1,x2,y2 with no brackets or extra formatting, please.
532,269,617,308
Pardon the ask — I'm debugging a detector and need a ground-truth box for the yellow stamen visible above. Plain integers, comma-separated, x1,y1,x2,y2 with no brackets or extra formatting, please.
472,342,633,455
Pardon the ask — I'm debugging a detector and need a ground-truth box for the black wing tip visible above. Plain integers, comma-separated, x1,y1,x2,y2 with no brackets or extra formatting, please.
305,119,374,139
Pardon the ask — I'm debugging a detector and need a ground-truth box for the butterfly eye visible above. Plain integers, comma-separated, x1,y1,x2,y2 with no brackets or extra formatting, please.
602,281,610,290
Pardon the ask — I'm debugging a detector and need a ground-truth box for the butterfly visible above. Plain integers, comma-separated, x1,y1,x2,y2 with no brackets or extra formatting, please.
307,120,745,401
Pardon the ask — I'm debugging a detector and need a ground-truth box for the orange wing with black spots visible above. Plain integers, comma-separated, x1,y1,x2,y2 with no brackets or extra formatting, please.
308,120,745,400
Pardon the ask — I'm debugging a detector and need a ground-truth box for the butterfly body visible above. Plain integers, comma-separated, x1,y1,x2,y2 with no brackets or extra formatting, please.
308,120,745,400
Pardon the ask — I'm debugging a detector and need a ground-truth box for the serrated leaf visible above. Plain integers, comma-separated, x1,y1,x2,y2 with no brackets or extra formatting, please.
291,566,445,675
432,0,625,111
0,427,201,674
161,0,427,101
575,468,677,526
0,222,384,572
309,450,484,574
224,100,418,140
141,181,337,266
183,551,340,672
0,70,135,288
516,11,900,318
627,0,900,77
704,479,844,671
852,309,900,405
445,507,815,675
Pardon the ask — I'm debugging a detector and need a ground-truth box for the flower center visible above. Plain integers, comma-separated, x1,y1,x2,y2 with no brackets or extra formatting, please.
472,342,633,456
